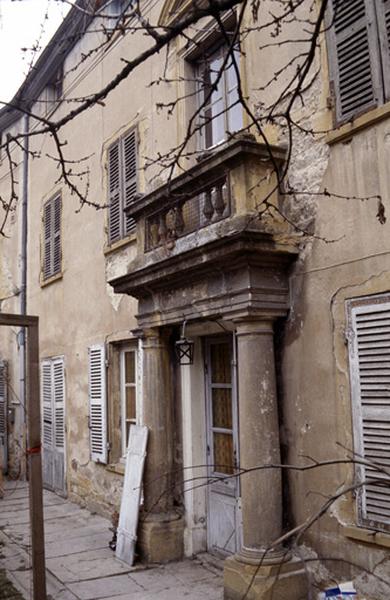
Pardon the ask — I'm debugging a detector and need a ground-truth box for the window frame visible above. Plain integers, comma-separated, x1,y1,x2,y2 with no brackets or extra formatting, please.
42,192,62,282
347,294,390,532
119,345,138,458
194,41,243,150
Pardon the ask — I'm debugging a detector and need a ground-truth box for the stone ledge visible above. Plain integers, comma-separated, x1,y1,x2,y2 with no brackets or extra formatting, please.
326,102,390,145
223,555,307,600
343,525,390,549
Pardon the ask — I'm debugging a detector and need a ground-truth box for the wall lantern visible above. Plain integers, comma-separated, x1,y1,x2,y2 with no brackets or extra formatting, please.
175,320,194,365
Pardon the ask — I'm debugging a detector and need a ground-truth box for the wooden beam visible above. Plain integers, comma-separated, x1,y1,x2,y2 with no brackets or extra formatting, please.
0,313,38,327
26,321,46,600
0,313,46,600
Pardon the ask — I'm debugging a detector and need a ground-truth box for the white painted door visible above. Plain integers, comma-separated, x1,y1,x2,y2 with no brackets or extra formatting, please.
42,358,66,496
205,336,240,555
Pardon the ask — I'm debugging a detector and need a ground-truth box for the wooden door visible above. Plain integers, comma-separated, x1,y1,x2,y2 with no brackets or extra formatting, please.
42,358,66,496
205,336,240,555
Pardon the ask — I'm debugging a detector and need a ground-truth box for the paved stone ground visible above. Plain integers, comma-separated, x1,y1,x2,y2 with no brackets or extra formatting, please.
0,480,223,600
0,567,25,600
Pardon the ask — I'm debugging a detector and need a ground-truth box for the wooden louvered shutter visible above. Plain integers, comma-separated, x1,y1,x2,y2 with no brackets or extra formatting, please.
349,300,390,529
43,195,61,279
43,200,52,279
53,359,65,451
328,0,383,122
376,0,390,100
53,195,61,276
0,361,8,470
122,130,137,235
88,345,107,463
42,361,53,449
108,141,121,244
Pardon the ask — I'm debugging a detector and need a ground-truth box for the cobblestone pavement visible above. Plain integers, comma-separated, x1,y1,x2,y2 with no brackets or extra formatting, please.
0,481,223,600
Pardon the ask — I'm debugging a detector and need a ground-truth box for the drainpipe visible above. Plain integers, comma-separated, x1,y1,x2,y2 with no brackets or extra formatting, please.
19,113,29,479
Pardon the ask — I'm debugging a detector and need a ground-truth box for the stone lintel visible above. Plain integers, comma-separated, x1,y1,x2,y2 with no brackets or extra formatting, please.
110,231,297,328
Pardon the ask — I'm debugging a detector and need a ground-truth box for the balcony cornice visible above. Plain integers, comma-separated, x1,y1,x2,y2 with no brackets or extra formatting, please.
126,136,286,220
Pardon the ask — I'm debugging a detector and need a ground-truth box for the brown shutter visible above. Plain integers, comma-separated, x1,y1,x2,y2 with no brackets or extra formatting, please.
108,141,121,244
376,0,390,100
43,194,61,279
43,201,52,279
327,0,383,122
53,195,62,276
122,130,137,235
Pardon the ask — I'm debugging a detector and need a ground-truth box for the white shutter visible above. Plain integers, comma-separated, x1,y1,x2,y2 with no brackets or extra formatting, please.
108,142,121,244
0,360,8,470
53,358,65,451
42,361,53,449
88,345,107,463
327,0,383,122
349,299,390,529
122,130,137,235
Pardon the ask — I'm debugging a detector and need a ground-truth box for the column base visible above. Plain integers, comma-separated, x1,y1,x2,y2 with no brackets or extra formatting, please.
223,554,307,600
138,512,184,563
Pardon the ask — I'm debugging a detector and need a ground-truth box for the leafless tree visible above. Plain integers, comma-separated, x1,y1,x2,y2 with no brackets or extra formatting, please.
0,0,385,237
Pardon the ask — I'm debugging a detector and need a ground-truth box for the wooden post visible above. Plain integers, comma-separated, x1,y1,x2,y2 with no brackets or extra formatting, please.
0,313,46,600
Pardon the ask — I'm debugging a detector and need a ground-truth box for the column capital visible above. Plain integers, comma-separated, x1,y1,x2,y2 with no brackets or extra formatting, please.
234,319,274,337
132,327,171,347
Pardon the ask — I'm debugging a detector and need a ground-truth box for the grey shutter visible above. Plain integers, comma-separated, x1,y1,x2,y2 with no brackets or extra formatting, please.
53,195,61,276
377,0,390,100
108,141,121,244
328,0,383,122
43,195,61,279
349,300,390,529
43,201,52,279
42,361,53,449
0,361,8,471
88,345,107,463
122,130,137,235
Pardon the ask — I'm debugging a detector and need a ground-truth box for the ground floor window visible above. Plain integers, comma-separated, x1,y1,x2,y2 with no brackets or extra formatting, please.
347,295,390,531
120,347,137,457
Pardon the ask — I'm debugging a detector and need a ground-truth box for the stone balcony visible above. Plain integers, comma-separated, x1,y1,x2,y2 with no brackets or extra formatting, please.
110,136,298,328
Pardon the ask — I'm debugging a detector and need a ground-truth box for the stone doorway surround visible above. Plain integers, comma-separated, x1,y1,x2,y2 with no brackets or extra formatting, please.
109,138,307,598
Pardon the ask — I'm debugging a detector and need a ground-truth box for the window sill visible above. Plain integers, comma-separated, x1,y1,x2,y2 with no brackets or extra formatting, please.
106,463,125,476
40,272,63,288
326,103,390,146
343,525,390,549
104,234,136,255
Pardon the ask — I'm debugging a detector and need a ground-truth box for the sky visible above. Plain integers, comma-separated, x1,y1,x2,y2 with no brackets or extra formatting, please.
0,0,70,104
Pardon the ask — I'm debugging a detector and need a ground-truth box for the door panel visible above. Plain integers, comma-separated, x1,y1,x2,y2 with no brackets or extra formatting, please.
42,359,66,496
205,336,239,555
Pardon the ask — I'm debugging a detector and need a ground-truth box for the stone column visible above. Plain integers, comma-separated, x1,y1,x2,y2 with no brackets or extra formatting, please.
137,327,184,562
235,320,284,563
141,328,173,513
224,319,307,599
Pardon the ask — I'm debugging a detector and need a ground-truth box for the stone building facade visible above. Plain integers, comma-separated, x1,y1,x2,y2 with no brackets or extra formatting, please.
0,1,390,599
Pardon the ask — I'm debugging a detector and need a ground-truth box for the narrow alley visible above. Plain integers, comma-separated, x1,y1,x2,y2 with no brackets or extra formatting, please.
0,480,223,599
